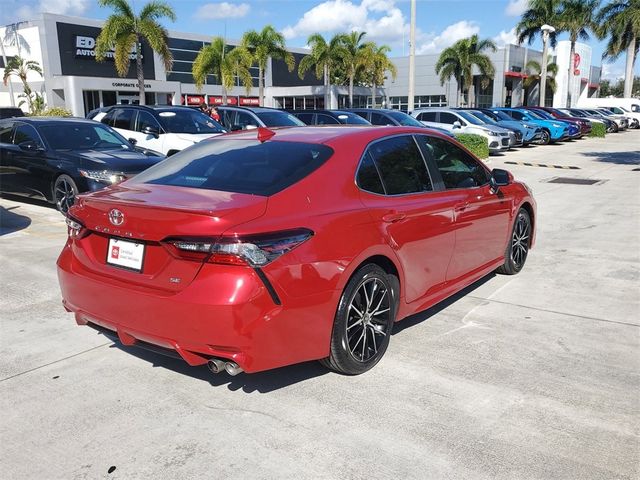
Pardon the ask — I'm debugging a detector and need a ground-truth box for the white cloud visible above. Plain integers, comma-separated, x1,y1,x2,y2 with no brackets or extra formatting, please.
505,0,528,17
493,27,518,47
282,0,409,45
416,21,480,54
195,2,250,20
38,0,90,15
601,63,625,81
1,0,89,22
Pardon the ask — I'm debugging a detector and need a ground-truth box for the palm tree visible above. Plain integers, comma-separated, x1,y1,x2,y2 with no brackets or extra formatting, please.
336,31,368,108
96,0,175,105
516,0,563,106
435,35,496,107
298,33,343,109
241,25,294,106
524,56,558,105
557,0,599,107
192,37,253,104
596,0,640,98
361,43,397,108
2,56,43,113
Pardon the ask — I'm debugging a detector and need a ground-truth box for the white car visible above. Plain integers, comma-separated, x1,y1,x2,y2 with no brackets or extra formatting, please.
89,105,226,156
411,108,512,154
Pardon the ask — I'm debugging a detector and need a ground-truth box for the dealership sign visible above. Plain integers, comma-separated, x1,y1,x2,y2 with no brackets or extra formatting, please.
75,35,141,61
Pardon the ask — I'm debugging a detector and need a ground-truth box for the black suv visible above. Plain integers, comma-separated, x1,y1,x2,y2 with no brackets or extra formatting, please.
217,106,305,130
290,110,371,125
0,107,25,119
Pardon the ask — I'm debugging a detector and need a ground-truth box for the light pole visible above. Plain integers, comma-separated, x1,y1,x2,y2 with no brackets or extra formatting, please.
539,24,555,107
407,0,416,113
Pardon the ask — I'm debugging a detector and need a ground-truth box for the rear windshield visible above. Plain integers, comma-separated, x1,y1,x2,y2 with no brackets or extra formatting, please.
130,139,333,196
157,110,225,134
385,111,424,127
335,112,370,125
255,112,306,127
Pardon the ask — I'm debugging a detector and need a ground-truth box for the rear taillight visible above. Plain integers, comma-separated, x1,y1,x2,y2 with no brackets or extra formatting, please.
65,216,88,239
164,228,313,267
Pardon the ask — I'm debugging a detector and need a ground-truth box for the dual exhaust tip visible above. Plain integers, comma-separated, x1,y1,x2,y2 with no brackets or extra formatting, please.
207,358,243,376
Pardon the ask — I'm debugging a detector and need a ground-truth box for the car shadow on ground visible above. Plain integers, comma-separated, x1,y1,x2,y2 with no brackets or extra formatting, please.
0,205,32,236
97,273,497,393
581,150,640,165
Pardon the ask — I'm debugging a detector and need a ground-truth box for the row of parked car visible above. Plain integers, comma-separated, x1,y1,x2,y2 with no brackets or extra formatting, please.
0,100,637,214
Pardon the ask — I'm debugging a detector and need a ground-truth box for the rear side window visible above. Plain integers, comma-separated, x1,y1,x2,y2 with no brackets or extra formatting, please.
365,135,432,195
510,111,525,120
0,122,14,143
356,152,385,194
423,136,489,189
417,111,437,122
370,112,393,126
112,109,134,130
131,140,333,196
295,113,314,125
13,124,43,147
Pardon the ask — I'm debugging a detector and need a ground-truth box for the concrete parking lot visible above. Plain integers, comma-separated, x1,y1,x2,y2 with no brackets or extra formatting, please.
1,131,639,479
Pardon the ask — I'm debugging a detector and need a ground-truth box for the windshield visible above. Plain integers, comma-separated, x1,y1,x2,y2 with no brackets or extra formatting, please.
131,139,333,196
385,110,424,127
531,109,554,119
469,111,497,124
491,110,512,121
255,111,306,127
157,110,225,134
547,108,565,117
457,111,484,125
39,123,133,150
524,110,545,120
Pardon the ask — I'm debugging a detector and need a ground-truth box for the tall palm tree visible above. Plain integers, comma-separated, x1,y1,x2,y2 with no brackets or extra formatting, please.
361,43,397,108
336,31,368,108
298,33,343,109
435,35,496,107
596,0,640,98
2,56,43,113
96,0,175,105
557,0,599,107
516,0,563,106
241,25,294,106
524,56,558,105
192,37,253,104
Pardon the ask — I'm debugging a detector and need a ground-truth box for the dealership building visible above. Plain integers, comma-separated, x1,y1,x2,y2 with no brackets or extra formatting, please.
0,13,602,116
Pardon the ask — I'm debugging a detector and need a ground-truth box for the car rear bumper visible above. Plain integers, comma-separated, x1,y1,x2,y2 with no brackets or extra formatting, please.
57,246,337,373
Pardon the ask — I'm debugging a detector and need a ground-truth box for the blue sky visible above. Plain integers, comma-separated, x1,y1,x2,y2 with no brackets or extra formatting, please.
2,0,638,80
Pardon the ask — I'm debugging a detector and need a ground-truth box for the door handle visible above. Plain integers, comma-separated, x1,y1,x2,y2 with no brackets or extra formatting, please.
455,202,469,212
382,212,406,223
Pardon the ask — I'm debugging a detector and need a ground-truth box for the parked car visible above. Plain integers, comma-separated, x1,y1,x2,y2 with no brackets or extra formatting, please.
561,108,616,133
290,109,371,125
520,107,581,139
89,105,225,156
586,108,628,131
456,108,525,147
411,108,513,153
577,96,640,114
0,107,26,119
347,108,456,137
493,108,569,145
57,126,536,376
0,117,164,213
527,106,592,137
475,108,543,145
602,106,640,129
217,106,305,130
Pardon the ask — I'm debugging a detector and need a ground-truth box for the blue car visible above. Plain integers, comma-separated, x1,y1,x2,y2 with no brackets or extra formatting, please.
476,109,543,146
493,108,569,145
521,107,581,139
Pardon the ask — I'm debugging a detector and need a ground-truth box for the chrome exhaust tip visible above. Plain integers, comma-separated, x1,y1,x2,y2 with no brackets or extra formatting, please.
224,361,243,376
207,358,226,374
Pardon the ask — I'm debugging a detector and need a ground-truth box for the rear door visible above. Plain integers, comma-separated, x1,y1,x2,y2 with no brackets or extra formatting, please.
422,135,511,281
356,134,457,303
369,112,395,126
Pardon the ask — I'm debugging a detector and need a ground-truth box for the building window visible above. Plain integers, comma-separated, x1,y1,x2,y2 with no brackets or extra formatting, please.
338,95,368,108
274,96,325,110
388,95,447,112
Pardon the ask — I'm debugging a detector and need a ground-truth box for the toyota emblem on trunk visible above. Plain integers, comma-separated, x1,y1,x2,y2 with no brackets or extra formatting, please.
108,209,124,226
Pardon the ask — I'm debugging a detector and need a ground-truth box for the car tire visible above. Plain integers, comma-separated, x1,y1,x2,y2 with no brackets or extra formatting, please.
321,264,397,375
539,129,551,145
497,208,531,275
53,174,78,214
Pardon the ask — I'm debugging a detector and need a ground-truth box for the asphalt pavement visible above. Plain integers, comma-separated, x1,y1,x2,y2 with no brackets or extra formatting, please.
1,131,639,479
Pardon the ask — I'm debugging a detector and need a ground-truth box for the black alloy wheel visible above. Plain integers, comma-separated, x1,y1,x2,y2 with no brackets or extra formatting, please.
54,175,78,214
321,264,397,375
539,129,551,145
497,208,531,275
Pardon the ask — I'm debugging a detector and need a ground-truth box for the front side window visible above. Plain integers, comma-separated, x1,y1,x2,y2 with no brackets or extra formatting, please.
39,123,132,150
235,111,260,129
112,109,134,130
0,122,14,143
295,113,314,125
158,110,225,134
130,139,333,196
13,124,43,147
370,112,393,126
439,112,461,125
417,111,437,122
316,114,340,125
423,135,490,189
366,135,432,195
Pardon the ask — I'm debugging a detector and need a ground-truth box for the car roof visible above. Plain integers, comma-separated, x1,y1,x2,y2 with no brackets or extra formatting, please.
217,106,284,113
290,110,355,115
1,116,98,125
218,125,448,146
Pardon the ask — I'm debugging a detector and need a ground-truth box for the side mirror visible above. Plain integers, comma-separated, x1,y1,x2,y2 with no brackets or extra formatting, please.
142,125,160,138
128,137,137,145
491,168,512,189
18,140,44,152
452,121,462,129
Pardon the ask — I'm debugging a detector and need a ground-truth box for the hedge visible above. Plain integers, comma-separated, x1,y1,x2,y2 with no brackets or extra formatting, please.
39,107,73,117
588,122,606,138
455,133,490,159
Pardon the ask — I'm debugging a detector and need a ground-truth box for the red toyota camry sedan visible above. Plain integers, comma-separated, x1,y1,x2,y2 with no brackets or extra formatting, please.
57,126,536,376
